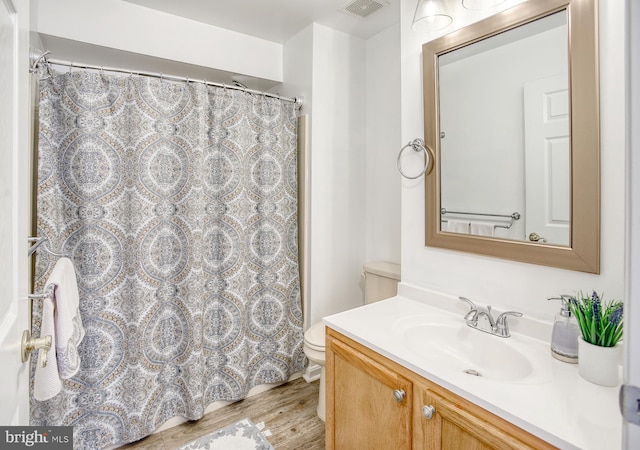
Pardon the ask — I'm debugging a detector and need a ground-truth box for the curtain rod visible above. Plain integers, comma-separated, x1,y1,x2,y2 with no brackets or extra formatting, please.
30,52,303,107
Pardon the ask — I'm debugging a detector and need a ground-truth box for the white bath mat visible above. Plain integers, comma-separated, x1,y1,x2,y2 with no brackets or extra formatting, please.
175,418,274,450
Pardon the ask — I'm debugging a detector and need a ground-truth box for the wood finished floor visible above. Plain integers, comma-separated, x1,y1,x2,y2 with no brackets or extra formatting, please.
117,377,325,450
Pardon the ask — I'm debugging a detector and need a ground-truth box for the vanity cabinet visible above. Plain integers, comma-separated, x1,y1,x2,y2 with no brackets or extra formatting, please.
325,328,556,450
325,331,413,449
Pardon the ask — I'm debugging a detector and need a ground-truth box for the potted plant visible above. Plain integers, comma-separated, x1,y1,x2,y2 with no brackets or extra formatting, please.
568,291,623,386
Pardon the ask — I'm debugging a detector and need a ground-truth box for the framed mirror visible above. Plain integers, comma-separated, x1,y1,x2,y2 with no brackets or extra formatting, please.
423,0,599,273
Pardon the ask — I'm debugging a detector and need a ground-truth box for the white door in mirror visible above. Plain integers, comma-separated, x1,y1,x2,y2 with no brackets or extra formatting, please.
524,74,570,246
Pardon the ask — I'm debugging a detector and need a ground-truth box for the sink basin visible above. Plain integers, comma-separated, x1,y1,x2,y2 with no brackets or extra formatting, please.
393,315,552,383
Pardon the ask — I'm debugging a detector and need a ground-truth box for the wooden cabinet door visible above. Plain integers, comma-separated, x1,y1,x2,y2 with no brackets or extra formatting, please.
417,388,550,450
326,335,413,450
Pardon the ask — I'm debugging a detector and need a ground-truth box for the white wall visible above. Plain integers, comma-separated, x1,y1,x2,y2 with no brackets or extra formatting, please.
365,24,402,265
280,26,314,328
305,24,367,325
280,22,403,327
281,23,402,327
32,0,283,82
280,26,313,116
399,0,627,322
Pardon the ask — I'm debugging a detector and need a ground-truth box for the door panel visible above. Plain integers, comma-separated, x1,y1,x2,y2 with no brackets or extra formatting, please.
0,0,31,426
627,2,640,449
524,74,570,246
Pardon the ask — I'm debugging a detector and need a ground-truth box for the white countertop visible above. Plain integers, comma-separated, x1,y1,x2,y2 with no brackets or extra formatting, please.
323,295,622,450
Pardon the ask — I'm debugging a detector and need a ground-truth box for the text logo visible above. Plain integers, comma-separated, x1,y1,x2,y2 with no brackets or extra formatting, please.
0,427,72,449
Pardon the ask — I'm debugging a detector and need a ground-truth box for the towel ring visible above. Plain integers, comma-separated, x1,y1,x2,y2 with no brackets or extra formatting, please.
397,138,434,179
28,237,68,258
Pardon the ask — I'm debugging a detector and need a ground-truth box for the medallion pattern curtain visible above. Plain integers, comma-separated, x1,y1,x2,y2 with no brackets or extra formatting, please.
31,70,306,449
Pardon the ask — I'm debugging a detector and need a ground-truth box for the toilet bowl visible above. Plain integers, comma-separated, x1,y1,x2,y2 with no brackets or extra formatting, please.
303,322,327,420
303,261,401,421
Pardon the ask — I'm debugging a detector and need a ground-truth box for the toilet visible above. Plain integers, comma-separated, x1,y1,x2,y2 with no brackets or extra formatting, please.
303,261,401,421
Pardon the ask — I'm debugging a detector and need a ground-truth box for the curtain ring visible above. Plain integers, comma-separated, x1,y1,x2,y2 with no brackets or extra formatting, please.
45,61,53,80
397,138,434,179
29,50,51,74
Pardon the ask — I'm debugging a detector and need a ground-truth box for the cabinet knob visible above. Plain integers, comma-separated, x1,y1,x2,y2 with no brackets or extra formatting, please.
393,389,406,403
422,404,436,420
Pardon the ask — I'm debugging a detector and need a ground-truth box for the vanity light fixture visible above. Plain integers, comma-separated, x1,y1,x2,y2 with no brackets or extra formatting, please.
462,0,506,10
412,0,453,32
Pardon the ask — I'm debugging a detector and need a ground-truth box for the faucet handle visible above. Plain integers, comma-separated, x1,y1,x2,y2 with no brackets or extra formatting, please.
458,297,478,321
496,311,523,324
458,296,476,310
494,311,523,337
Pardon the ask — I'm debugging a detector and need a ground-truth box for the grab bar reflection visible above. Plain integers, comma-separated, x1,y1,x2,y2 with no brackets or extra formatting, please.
440,208,521,230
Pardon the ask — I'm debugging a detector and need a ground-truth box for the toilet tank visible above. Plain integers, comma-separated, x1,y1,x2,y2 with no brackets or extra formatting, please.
363,261,401,304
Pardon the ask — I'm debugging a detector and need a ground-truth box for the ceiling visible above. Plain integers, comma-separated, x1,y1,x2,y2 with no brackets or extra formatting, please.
123,0,400,43
38,0,524,89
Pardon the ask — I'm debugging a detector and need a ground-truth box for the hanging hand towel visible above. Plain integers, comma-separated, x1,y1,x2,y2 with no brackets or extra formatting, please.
470,221,495,237
446,219,470,234
33,257,84,401
34,286,61,401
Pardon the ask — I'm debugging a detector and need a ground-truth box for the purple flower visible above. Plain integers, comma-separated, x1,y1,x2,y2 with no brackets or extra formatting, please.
591,291,601,325
568,290,624,347
610,304,623,327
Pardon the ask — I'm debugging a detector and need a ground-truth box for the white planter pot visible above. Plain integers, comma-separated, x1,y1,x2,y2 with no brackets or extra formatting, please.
577,336,621,387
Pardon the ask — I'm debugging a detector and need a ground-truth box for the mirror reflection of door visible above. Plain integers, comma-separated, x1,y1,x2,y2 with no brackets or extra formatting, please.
524,75,570,246
438,11,568,245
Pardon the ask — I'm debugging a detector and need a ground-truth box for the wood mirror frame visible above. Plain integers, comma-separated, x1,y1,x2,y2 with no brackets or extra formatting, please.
423,0,599,273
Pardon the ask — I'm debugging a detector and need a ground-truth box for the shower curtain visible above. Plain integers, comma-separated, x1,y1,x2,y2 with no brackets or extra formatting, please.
31,69,306,449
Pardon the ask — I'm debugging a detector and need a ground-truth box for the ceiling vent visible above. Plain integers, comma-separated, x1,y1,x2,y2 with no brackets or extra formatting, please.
342,0,387,18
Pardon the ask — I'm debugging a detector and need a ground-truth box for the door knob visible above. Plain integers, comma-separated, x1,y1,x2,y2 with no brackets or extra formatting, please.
422,405,436,420
21,330,52,367
393,389,406,403
528,232,547,243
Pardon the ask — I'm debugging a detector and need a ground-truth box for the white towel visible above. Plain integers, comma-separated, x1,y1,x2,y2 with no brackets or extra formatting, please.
446,219,470,234
34,286,61,401
34,257,84,401
470,221,495,237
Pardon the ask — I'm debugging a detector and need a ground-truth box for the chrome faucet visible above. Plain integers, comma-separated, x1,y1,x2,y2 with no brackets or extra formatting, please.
458,297,522,338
